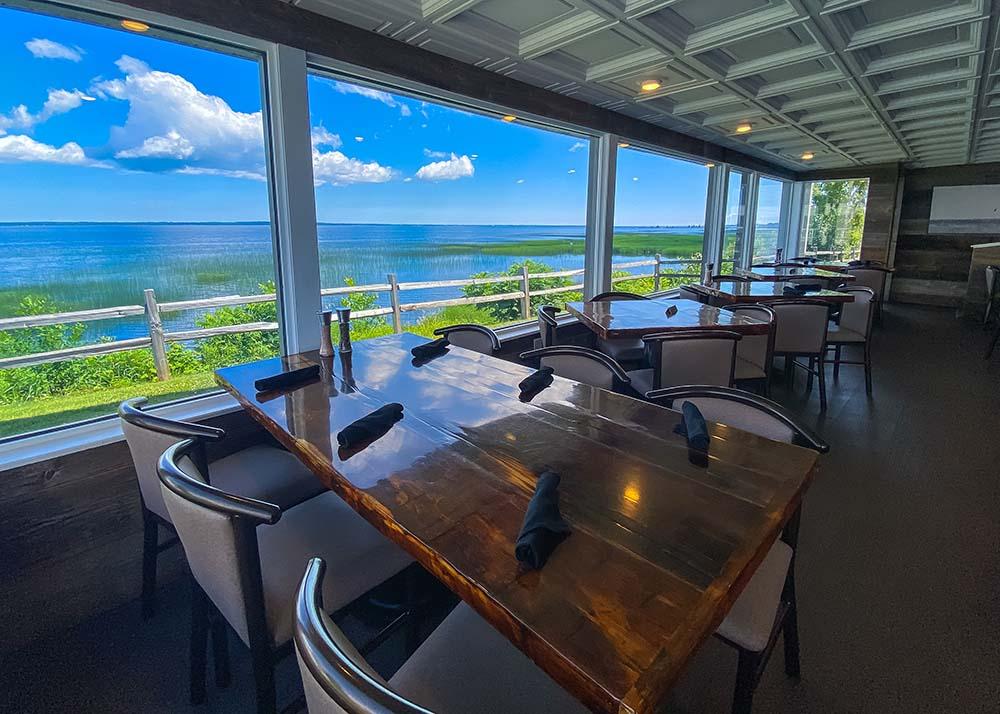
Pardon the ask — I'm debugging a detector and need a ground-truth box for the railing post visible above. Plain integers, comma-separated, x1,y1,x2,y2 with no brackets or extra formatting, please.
653,253,662,293
387,273,403,334
143,288,171,381
520,265,531,321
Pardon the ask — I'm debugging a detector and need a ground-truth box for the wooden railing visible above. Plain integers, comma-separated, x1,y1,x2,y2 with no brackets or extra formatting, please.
0,255,701,378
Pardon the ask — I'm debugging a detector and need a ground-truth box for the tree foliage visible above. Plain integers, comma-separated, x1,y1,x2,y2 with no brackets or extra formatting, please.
805,179,868,258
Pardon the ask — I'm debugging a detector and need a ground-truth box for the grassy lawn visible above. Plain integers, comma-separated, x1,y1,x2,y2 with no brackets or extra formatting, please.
0,371,218,438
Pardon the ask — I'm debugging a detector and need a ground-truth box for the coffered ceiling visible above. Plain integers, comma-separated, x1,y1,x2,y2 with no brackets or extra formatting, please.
290,0,1000,172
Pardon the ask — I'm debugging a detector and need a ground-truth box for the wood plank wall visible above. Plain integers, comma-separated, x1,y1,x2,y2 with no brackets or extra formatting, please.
893,162,1000,307
0,409,270,657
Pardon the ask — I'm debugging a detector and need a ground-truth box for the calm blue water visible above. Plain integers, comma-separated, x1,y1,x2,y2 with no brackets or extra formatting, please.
0,223,704,340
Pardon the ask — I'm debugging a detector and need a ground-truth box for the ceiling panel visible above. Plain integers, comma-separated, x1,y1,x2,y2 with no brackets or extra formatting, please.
298,0,999,170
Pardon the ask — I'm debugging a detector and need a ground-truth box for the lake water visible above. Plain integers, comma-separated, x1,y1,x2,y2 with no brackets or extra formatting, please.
0,222,707,340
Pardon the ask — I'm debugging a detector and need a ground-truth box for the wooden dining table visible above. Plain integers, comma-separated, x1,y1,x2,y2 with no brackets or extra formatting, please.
744,266,855,283
685,280,856,305
564,297,770,340
215,333,819,714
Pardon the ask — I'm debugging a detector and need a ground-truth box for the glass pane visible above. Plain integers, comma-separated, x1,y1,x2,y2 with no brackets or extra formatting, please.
802,178,869,260
612,147,708,294
306,74,589,339
752,177,785,264
721,169,750,273
0,7,277,439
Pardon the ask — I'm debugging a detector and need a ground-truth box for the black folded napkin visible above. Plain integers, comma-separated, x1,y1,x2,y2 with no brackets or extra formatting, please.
665,304,679,317
515,470,571,570
673,401,710,466
783,285,806,296
797,282,823,292
518,366,554,394
411,337,450,360
254,365,320,393
336,403,404,448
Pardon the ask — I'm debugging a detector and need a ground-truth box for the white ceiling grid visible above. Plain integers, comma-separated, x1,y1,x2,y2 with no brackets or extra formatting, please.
290,0,1000,172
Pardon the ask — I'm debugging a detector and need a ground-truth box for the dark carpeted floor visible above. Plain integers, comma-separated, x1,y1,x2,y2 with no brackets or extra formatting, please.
1,304,998,713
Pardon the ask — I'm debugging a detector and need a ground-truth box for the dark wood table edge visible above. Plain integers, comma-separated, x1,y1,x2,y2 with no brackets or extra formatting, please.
564,300,772,340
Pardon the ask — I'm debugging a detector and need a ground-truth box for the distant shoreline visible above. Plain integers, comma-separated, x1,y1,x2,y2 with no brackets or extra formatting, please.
0,221,782,228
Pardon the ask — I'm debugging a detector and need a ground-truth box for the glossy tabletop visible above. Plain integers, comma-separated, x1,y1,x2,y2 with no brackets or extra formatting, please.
215,334,819,714
686,281,856,304
564,298,770,339
744,266,855,282
796,261,895,274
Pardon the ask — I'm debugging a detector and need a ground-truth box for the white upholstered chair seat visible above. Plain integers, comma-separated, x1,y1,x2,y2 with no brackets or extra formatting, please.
734,357,767,381
596,336,645,363
625,367,654,395
260,492,414,648
388,602,588,714
826,322,865,343
716,541,793,652
211,444,326,511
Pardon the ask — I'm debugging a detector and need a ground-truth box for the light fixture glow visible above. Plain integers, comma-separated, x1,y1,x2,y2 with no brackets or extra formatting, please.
705,162,716,168
735,122,753,134
800,151,815,160
120,19,150,32
618,142,630,148
501,114,516,122
640,79,661,92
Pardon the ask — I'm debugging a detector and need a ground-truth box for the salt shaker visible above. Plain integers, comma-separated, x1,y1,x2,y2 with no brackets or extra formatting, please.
776,247,784,264
319,310,334,357
703,262,715,285
336,307,352,353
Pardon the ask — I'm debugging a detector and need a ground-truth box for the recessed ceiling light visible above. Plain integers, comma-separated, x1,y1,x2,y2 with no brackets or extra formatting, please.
501,115,516,122
120,19,150,32
618,142,630,148
640,79,661,92
705,162,716,168
735,122,753,134
801,151,815,160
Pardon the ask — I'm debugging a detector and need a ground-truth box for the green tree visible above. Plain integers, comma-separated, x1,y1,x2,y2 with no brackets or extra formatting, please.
806,179,868,258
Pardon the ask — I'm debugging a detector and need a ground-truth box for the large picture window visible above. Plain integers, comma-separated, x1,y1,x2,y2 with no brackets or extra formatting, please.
612,146,708,294
752,176,786,264
802,178,869,260
0,7,278,438
721,168,751,272
306,71,590,338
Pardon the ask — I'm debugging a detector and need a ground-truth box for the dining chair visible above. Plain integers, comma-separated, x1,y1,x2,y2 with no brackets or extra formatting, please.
724,304,775,396
788,256,816,265
844,266,891,323
157,440,414,714
294,558,588,714
769,300,831,410
625,330,741,395
536,305,560,348
589,290,649,365
119,397,325,619
519,345,631,393
643,386,828,714
826,286,876,395
984,265,999,327
433,324,501,355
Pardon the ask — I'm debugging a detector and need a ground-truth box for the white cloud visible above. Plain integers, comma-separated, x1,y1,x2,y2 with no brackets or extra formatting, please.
332,81,412,116
116,130,194,159
516,178,525,184
569,141,587,152
403,177,413,182
423,148,449,159
312,148,394,186
311,126,341,149
92,55,265,177
354,136,364,142
0,89,93,133
175,166,266,181
0,134,107,167
632,176,639,181
25,38,83,62
415,153,474,181
567,169,576,174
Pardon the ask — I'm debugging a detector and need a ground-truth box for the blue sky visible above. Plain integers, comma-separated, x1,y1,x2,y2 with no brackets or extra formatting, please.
0,5,779,225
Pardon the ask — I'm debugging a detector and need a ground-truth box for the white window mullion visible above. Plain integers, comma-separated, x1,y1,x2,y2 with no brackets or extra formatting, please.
584,134,617,299
703,165,726,271
264,44,322,354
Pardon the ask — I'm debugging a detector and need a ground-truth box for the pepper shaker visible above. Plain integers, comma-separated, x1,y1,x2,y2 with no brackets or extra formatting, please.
336,307,352,354
319,310,334,358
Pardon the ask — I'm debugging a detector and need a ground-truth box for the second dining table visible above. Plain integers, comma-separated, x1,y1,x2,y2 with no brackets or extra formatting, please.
684,280,856,305
215,333,819,714
564,297,770,340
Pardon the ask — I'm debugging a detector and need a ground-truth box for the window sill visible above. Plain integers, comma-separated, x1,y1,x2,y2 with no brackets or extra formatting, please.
0,391,240,472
